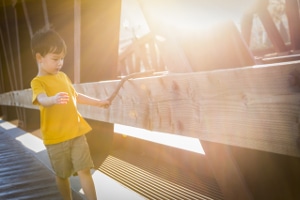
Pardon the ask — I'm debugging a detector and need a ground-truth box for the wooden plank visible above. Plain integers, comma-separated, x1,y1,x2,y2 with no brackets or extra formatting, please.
1,62,300,157
0,89,35,109
75,61,300,158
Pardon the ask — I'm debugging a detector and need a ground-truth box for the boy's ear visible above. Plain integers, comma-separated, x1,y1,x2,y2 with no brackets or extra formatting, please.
36,53,43,62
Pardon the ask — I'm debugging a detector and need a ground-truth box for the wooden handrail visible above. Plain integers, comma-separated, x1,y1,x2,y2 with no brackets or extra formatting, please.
1,62,300,158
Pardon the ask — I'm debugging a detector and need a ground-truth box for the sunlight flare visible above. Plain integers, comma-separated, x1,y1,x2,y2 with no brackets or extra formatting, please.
114,124,205,154
16,133,46,153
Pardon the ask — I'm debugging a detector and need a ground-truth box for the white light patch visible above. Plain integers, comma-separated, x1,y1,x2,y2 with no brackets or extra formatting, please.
16,133,46,153
79,170,145,200
0,121,17,130
114,124,205,155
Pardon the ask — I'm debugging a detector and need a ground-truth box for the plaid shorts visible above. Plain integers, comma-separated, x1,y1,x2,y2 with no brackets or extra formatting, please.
46,135,94,178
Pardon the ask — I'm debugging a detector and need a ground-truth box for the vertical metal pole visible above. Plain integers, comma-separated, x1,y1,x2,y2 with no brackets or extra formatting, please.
0,55,4,93
0,55,7,119
42,0,50,29
1,0,22,124
0,30,14,90
21,0,33,38
2,0,18,90
285,0,300,51
13,3,26,128
240,13,253,46
13,5,23,90
74,0,81,83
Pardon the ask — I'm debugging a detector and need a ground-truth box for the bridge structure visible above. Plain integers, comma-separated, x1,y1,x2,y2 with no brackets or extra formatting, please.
1,0,300,199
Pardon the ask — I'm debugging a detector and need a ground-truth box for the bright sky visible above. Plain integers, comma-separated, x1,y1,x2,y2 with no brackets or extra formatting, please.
120,0,257,42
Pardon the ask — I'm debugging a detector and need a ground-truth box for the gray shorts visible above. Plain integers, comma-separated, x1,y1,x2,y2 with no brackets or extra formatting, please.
46,135,94,178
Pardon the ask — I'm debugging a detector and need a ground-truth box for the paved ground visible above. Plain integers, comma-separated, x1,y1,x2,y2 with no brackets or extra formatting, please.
0,120,145,200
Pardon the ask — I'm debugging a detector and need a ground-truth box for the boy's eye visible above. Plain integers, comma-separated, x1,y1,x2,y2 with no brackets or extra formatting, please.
53,58,64,61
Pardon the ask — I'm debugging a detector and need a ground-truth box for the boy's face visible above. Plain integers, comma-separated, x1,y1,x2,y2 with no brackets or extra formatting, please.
36,52,65,76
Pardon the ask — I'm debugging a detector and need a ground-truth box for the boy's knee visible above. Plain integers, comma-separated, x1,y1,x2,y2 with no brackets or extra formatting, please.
56,175,69,182
77,168,91,176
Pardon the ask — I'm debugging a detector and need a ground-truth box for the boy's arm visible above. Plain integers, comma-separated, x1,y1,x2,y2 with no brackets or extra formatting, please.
77,93,110,108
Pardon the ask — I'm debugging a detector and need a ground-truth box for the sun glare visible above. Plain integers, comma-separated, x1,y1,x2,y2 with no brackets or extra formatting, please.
149,0,256,31
16,133,46,153
0,121,17,130
114,124,205,155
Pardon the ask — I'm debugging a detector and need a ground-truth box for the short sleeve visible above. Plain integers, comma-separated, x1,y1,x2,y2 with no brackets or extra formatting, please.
30,78,45,105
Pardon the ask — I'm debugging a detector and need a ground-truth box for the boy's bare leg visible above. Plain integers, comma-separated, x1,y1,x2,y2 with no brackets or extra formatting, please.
56,176,72,200
77,168,97,200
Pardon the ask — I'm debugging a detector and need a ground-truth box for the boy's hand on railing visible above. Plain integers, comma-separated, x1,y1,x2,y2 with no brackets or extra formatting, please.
99,99,111,109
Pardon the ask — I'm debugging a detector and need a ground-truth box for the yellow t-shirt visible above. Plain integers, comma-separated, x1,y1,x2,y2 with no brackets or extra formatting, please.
31,71,92,145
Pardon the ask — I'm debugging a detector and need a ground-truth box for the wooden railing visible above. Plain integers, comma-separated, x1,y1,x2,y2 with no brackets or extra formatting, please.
1,61,300,158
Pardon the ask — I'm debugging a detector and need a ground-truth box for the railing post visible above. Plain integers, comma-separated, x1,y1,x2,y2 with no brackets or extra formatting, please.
201,141,253,200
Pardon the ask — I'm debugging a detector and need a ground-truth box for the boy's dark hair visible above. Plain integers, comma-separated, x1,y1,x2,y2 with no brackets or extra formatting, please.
31,27,67,57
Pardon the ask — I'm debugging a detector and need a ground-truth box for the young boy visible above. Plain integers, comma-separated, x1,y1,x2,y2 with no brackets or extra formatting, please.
30,27,110,200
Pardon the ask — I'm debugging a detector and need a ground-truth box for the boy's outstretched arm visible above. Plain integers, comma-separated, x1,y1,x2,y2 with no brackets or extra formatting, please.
77,93,110,108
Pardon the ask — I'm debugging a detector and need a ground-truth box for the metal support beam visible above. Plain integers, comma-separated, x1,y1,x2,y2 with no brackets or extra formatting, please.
13,3,26,128
201,141,253,200
256,0,287,52
0,29,14,91
13,4,23,90
21,0,33,38
286,0,300,51
74,0,81,83
0,0,25,125
0,55,4,93
41,0,49,29
240,13,253,46
137,0,193,73
1,0,18,90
